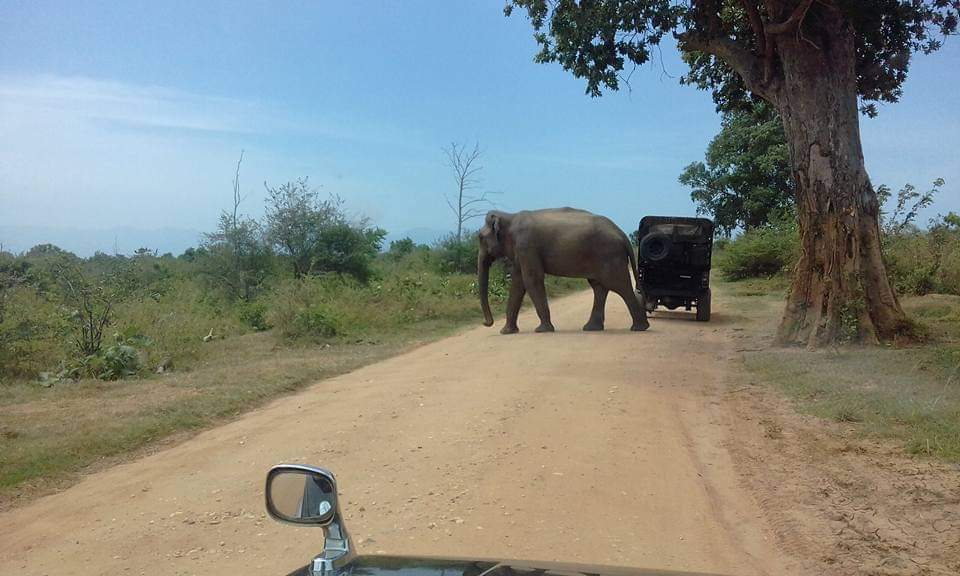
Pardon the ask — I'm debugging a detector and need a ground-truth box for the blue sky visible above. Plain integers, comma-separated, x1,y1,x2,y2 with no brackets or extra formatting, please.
1,0,958,255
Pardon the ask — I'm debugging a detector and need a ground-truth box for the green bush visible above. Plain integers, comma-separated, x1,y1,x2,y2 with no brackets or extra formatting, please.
0,286,67,379
1,233,581,383
938,239,960,294
56,337,142,381
112,277,247,371
883,224,960,296
292,306,340,338
884,233,940,295
237,300,271,331
432,233,478,275
99,341,142,379
264,253,529,342
717,217,799,280
266,277,342,340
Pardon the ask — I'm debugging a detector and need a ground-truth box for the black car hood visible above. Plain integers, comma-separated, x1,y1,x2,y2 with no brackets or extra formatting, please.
284,555,725,576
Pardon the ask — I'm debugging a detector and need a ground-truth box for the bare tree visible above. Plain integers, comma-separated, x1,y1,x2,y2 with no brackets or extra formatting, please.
55,263,119,356
231,150,246,294
443,142,495,271
200,150,272,301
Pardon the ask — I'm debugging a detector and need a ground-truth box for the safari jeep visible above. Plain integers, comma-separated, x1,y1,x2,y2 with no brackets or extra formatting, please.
636,216,715,322
265,464,721,576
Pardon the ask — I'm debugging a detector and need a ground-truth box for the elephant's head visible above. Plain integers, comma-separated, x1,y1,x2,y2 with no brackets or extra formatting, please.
477,211,509,327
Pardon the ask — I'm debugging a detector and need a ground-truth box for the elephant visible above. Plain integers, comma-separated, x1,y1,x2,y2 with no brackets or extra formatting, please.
477,208,649,334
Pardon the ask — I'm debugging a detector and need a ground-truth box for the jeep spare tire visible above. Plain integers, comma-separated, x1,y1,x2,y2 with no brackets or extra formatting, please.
639,233,672,262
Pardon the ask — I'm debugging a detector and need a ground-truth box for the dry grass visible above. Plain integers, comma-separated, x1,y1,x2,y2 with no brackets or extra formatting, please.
0,330,424,506
718,276,960,463
0,276,583,508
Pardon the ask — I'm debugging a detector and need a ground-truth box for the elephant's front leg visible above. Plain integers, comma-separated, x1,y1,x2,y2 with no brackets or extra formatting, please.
583,279,608,331
501,264,526,334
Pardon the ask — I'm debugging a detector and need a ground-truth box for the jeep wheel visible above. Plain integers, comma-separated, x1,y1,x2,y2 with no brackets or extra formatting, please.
695,289,711,322
639,233,672,262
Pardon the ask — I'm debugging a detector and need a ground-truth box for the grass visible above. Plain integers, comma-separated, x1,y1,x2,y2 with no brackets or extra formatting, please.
718,276,960,463
0,270,582,507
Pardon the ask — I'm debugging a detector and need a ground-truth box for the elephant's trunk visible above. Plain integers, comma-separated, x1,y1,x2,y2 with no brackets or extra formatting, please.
478,250,494,327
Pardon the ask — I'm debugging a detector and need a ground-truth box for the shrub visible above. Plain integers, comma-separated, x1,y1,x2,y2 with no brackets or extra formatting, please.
387,238,416,261
717,216,799,280
432,233,478,274
883,221,960,296
99,340,142,379
112,277,247,371
0,286,66,379
237,300,270,331
266,277,344,340
292,306,339,338
264,180,386,281
938,238,960,294
884,233,940,295
56,336,143,381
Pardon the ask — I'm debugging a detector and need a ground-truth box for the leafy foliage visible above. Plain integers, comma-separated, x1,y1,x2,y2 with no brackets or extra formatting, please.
884,209,960,296
680,103,793,235
388,238,416,261
264,178,385,282
717,178,960,298
432,232,480,274
264,178,339,277
200,211,273,301
504,1,683,98
311,221,386,283
53,259,134,357
57,337,143,381
877,178,943,236
716,213,799,280
507,0,959,114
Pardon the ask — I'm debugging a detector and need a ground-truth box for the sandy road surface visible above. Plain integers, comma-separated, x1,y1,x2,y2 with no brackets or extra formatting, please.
0,290,793,576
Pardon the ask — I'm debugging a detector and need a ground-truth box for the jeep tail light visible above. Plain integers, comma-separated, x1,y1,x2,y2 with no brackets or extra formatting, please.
701,271,710,288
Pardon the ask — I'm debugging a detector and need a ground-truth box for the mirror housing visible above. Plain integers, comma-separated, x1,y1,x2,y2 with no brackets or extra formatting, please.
265,464,338,526
265,464,354,576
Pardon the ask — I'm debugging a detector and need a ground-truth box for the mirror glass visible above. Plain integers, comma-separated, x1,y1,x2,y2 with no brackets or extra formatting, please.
267,468,337,524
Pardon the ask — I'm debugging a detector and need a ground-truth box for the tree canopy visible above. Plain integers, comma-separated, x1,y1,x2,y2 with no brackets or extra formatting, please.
264,177,385,281
505,0,958,114
679,102,793,234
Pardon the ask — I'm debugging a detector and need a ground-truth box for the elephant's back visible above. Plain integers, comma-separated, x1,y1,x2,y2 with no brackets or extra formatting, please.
518,208,626,243
514,209,631,274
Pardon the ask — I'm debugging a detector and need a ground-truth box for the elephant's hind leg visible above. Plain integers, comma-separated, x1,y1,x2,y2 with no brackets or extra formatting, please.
617,283,650,331
604,266,649,332
583,279,607,331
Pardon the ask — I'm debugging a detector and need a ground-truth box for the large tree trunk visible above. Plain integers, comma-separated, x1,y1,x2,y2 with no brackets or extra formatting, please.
772,16,914,347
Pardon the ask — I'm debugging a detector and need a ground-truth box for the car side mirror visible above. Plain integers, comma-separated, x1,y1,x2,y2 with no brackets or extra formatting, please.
265,464,353,576
266,464,338,525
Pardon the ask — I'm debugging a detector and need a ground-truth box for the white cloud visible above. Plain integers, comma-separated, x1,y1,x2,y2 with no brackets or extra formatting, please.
0,75,426,234
0,74,273,135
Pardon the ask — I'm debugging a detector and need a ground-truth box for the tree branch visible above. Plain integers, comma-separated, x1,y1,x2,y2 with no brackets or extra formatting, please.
680,32,770,99
738,0,767,54
766,0,814,35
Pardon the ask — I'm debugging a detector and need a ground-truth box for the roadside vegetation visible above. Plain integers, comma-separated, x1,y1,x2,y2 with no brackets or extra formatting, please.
679,95,959,463
720,275,960,463
686,115,959,461
0,160,580,502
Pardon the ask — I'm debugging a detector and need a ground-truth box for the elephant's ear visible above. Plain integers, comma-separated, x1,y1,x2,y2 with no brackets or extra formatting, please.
488,213,501,238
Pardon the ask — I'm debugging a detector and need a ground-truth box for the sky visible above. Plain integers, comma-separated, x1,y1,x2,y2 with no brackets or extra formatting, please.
1,0,958,255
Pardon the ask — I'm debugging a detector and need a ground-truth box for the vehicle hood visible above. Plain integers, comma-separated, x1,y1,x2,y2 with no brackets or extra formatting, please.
284,555,726,576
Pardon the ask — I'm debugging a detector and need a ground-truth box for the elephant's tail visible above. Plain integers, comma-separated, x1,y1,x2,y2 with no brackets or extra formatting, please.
627,240,640,289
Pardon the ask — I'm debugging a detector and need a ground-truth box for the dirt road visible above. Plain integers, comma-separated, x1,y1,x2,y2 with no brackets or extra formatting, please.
0,290,795,576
